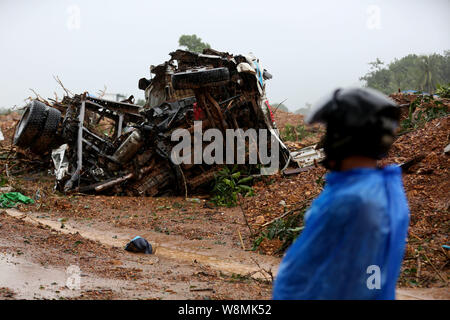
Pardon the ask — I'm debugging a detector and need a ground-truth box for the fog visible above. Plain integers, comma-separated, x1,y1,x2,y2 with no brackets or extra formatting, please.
0,0,449,112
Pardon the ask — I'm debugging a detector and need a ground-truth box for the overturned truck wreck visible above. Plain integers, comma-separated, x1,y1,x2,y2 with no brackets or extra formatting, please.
13,49,291,196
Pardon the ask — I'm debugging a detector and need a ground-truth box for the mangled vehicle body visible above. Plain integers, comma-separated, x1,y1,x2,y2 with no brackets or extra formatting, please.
13,49,291,196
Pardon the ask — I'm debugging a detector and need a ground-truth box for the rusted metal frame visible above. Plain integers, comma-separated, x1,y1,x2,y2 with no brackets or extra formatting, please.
230,112,242,131
81,138,101,154
223,96,246,117
85,99,143,123
282,166,314,176
201,91,224,132
230,112,262,165
218,94,241,106
187,167,221,189
229,113,247,164
204,92,228,131
250,96,263,122
94,112,105,125
136,160,156,180
82,127,113,147
116,113,124,138
60,103,75,137
81,138,120,165
64,94,86,192
135,170,170,196
187,119,211,134
95,172,134,192
78,172,134,193
166,104,182,129
86,96,141,114
241,91,263,123
76,97,85,186
84,100,119,120
195,89,218,130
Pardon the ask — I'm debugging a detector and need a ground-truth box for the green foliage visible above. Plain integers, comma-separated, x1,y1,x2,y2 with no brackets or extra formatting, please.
253,212,305,254
315,174,325,188
400,95,449,132
435,83,450,98
211,165,254,207
178,34,211,53
295,102,312,116
360,51,450,94
136,99,146,106
281,124,309,141
117,93,127,101
271,102,289,112
0,108,13,115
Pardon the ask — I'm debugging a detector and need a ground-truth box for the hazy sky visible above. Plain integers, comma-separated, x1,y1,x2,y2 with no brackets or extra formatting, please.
1,0,449,111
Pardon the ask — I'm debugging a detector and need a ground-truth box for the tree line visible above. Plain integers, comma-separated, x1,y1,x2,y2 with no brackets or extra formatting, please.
360,51,450,95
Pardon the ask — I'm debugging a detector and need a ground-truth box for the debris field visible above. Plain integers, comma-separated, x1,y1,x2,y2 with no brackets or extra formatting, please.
0,57,449,299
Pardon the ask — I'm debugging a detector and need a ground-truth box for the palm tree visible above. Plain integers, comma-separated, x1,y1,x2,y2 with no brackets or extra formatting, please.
419,55,439,94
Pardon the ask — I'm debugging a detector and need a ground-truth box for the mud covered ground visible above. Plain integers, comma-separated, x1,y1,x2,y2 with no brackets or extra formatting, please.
0,95,449,299
0,210,275,300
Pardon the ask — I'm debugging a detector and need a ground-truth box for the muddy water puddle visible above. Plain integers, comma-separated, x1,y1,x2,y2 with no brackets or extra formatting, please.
0,253,81,299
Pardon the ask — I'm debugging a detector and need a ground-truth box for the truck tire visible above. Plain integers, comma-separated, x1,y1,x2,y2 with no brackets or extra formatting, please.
31,107,62,154
171,67,230,90
13,100,48,148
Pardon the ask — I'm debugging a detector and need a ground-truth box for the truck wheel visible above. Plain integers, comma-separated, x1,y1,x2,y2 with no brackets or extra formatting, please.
171,67,230,90
13,100,48,148
31,107,62,154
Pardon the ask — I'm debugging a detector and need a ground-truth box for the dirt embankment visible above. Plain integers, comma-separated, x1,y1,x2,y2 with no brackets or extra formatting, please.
272,110,305,130
380,117,449,287
251,94,449,288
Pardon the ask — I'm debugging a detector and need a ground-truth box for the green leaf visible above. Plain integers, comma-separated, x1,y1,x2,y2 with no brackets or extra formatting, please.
231,172,241,179
237,176,253,185
223,178,232,187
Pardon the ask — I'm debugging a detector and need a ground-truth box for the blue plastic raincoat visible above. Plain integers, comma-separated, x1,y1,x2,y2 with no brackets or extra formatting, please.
273,165,409,300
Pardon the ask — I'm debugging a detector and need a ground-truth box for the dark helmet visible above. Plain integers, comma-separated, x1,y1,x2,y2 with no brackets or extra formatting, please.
306,87,400,169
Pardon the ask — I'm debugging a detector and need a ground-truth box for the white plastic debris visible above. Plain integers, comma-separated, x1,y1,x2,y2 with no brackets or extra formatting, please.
51,144,69,180
290,145,325,168
444,143,450,155
237,62,256,75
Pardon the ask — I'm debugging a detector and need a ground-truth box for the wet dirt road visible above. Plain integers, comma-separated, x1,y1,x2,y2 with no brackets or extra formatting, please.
0,208,275,300
1,207,448,300
5,208,280,280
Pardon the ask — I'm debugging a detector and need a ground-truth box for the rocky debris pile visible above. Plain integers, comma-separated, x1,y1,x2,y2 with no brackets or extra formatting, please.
9,49,291,197
389,92,450,130
272,110,305,130
273,110,324,149
380,112,449,288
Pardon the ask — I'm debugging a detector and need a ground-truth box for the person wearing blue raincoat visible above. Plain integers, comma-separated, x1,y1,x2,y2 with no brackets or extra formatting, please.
273,88,410,300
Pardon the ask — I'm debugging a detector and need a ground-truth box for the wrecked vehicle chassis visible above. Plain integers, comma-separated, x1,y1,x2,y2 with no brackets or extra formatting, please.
13,49,290,196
